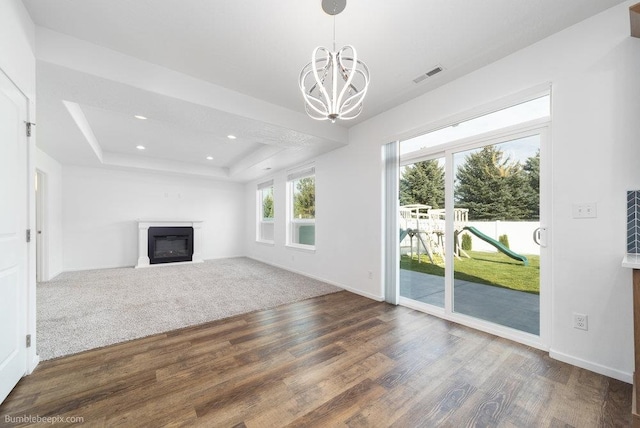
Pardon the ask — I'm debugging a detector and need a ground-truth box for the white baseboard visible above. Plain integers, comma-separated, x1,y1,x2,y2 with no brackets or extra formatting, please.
247,256,385,302
45,269,63,281
27,354,40,375
338,283,385,302
203,254,246,261
59,255,247,275
549,348,632,384
61,264,134,273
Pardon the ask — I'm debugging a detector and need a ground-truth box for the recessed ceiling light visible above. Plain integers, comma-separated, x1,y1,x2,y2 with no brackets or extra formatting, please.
136,145,145,150
206,156,214,160
227,135,237,140
134,115,147,120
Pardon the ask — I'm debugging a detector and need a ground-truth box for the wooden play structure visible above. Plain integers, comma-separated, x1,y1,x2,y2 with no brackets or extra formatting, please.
400,204,529,266
399,204,469,264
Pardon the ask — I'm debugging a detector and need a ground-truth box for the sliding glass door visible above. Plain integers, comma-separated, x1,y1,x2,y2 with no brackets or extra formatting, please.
452,134,540,334
395,94,549,342
399,155,446,308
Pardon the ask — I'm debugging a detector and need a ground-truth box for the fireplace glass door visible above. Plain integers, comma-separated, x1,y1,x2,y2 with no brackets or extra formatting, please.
148,226,194,264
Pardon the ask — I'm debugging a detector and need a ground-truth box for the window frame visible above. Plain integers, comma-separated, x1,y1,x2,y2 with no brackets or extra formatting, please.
286,166,316,250
256,180,275,244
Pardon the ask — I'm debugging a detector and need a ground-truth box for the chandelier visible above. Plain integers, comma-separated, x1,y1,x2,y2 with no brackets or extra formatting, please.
299,0,370,122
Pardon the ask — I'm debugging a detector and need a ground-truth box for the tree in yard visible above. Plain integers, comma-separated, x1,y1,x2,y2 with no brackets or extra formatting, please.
455,146,531,220
262,191,274,219
523,150,540,220
400,159,445,208
293,177,315,219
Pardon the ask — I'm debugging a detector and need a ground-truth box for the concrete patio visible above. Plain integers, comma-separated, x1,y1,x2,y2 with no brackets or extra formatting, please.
400,269,539,335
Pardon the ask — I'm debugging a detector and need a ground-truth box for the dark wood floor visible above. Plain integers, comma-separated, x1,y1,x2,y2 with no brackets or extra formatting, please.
0,291,631,427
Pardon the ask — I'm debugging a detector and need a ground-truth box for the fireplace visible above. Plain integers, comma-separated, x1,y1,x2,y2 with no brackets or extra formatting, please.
136,220,203,268
148,227,194,264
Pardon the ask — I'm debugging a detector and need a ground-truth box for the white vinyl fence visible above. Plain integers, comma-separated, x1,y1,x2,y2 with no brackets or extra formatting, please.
463,221,540,255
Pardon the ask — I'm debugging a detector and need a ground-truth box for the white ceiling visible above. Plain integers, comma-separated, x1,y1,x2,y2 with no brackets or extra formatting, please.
23,0,626,182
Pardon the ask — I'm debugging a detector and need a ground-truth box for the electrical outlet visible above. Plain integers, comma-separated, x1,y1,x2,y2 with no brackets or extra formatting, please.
573,313,588,330
572,203,597,219
367,271,373,280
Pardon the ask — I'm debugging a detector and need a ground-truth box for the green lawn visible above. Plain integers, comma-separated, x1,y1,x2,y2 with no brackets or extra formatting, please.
400,251,539,294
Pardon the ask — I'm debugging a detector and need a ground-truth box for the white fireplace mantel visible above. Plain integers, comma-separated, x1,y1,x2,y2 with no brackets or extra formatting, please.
136,219,204,268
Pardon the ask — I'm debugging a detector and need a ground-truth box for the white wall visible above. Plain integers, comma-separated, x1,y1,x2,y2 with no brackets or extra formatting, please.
0,1,35,97
63,166,245,271
0,0,38,372
245,2,640,381
244,141,384,301
36,149,63,279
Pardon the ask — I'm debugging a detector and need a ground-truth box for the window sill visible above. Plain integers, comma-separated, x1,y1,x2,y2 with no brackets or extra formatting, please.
255,240,275,246
285,244,316,253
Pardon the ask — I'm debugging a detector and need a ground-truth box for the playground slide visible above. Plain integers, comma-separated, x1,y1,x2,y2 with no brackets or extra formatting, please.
463,226,529,266
399,229,409,242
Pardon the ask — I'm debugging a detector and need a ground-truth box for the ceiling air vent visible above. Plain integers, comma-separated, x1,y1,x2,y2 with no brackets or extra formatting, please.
413,65,444,84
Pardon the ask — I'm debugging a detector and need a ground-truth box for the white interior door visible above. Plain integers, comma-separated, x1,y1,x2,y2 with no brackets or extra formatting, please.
0,69,28,404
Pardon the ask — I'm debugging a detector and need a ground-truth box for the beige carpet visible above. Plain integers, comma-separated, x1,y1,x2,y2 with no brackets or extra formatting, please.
37,257,341,360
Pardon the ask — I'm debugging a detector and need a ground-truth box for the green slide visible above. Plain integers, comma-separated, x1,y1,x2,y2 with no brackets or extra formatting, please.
463,226,529,266
400,229,409,242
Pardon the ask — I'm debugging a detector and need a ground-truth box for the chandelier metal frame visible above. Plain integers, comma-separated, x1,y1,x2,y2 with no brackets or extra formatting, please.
299,0,370,122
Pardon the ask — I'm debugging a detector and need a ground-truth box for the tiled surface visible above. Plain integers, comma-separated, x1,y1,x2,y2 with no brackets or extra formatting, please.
628,190,640,253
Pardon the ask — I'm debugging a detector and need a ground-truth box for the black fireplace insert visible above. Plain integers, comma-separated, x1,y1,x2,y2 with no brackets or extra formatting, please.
148,227,194,264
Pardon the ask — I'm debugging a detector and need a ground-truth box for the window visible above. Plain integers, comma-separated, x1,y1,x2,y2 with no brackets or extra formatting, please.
287,166,315,248
257,180,274,243
401,95,550,156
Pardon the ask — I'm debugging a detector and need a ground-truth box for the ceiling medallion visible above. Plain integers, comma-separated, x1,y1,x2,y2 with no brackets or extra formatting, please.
299,0,370,123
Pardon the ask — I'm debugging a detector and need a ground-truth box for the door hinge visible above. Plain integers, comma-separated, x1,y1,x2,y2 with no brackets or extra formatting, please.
25,121,35,137
26,334,31,348
26,229,31,243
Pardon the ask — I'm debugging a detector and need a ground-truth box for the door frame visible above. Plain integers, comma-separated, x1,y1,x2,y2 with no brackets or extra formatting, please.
395,116,551,351
36,169,46,283
23,80,38,376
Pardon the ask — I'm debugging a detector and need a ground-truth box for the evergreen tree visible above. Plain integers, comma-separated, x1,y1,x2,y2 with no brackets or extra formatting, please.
399,159,445,208
262,192,274,219
523,150,540,220
293,177,315,219
455,146,530,220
